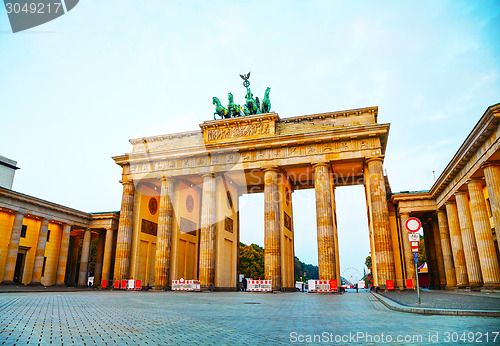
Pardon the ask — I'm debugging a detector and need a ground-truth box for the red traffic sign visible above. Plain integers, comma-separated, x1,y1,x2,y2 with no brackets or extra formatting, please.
405,217,422,233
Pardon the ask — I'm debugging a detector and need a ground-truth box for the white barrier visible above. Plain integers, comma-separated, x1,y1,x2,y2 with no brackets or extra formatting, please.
308,279,338,292
171,278,201,291
247,280,272,292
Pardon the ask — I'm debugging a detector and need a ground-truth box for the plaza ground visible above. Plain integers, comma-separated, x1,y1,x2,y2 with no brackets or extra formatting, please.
0,291,498,345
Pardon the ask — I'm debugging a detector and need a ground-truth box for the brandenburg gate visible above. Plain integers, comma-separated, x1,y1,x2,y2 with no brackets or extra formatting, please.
112,107,399,290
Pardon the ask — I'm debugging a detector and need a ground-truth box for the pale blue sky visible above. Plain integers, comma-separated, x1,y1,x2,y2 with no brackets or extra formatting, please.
1,1,499,274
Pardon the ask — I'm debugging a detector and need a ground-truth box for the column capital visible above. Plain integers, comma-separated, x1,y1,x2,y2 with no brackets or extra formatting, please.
399,212,411,218
482,161,500,170
436,209,447,216
201,173,215,179
263,167,279,173
444,200,456,206
366,156,384,164
119,179,135,186
312,162,330,170
466,177,483,185
454,190,468,197
160,175,175,183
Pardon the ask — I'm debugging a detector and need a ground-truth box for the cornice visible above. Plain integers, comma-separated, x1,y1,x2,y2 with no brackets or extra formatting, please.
113,123,390,166
0,187,91,221
430,103,500,198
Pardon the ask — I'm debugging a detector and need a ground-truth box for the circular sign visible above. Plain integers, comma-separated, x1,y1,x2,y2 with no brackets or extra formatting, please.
148,198,158,215
179,277,185,283
405,217,421,233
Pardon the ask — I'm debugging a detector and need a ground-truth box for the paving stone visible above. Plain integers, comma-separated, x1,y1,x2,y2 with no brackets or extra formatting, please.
0,291,498,345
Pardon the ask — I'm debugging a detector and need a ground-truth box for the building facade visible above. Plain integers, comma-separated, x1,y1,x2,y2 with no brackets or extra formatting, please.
1,103,498,290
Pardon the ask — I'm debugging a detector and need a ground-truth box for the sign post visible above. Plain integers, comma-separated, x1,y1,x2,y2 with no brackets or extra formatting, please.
405,217,422,305
413,252,421,304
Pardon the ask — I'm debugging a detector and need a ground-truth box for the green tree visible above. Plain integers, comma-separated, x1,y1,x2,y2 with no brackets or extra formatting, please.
239,242,264,279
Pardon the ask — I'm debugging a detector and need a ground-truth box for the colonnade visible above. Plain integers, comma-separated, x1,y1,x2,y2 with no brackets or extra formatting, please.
1,211,117,287
399,163,500,289
113,156,395,290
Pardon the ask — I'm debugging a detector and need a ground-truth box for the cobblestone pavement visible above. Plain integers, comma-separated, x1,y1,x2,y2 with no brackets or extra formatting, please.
380,289,500,310
0,291,498,345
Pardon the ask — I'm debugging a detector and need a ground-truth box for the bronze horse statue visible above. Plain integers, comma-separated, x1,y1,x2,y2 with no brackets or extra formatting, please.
261,87,271,113
243,88,259,115
228,93,242,117
213,97,230,120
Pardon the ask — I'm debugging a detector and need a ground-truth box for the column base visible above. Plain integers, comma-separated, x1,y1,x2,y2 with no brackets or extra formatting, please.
482,283,500,290
1,281,17,285
29,282,42,286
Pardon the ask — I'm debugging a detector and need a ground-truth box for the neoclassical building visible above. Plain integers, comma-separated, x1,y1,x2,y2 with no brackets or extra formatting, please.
0,187,118,287
1,102,499,290
392,103,500,289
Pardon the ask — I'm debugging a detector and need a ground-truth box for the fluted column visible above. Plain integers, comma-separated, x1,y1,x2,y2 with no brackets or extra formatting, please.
366,157,395,287
445,202,468,286
483,163,500,253
2,212,24,283
467,179,500,286
113,181,135,281
263,168,281,290
436,210,457,288
155,177,174,289
314,163,336,281
431,218,446,287
100,228,115,287
30,219,50,285
199,174,217,288
455,191,482,286
399,213,416,284
93,231,105,287
55,224,72,286
78,229,92,287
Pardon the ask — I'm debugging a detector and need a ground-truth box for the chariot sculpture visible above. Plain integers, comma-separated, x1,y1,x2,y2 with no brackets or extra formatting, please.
213,72,271,120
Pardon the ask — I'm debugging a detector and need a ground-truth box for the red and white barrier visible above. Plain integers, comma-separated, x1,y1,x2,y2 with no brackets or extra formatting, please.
171,277,201,291
308,279,338,292
247,280,272,292
113,279,141,290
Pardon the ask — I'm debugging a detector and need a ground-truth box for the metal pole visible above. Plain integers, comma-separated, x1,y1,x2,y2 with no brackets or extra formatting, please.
415,262,421,304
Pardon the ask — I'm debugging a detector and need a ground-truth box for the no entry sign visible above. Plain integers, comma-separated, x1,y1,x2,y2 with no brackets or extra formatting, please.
405,217,421,233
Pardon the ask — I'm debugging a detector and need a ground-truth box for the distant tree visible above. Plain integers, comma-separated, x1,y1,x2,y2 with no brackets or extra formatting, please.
239,242,264,279
294,257,318,281
365,255,372,270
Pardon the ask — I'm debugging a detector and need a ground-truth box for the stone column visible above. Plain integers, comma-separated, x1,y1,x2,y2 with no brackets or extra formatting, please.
482,163,500,253
114,181,135,281
93,231,105,287
30,219,50,285
2,212,24,283
467,179,500,286
455,191,482,287
154,177,174,289
314,163,336,281
366,157,395,287
445,202,468,287
55,224,72,286
431,218,446,288
436,210,457,288
263,168,281,290
101,229,114,287
199,174,217,288
78,229,92,287
399,213,416,284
